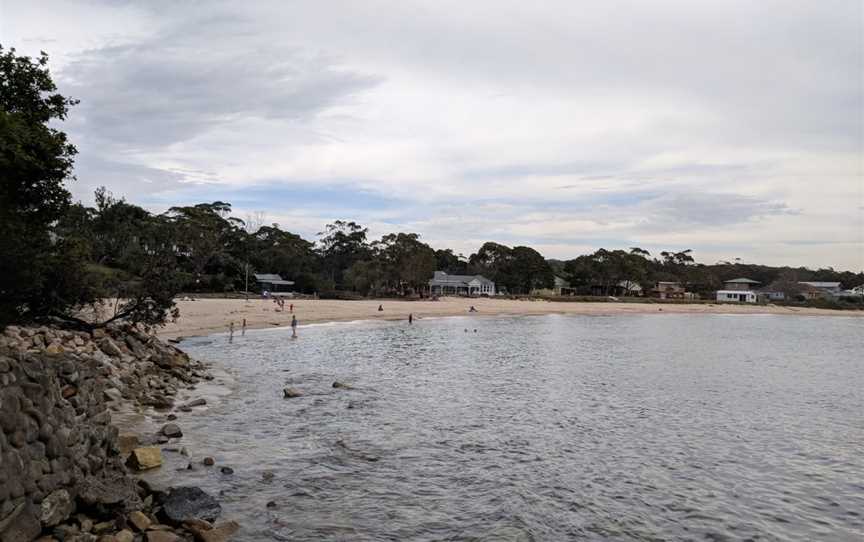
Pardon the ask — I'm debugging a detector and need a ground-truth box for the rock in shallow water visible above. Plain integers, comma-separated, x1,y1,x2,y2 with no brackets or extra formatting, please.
126,447,162,471
161,423,183,438
282,387,302,398
161,487,222,524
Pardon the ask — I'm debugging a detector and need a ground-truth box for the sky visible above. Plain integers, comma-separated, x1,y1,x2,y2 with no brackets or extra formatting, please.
2,0,862,270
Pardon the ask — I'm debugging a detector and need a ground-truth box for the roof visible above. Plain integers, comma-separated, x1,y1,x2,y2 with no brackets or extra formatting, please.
429,271,494,286
799,281,841,288
254,273,295,285
724,278,761,284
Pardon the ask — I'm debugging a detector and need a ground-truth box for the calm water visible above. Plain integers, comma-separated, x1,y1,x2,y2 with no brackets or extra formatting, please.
149,314,863,541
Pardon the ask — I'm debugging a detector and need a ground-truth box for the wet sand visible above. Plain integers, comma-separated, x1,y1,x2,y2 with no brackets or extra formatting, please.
155,297,861,339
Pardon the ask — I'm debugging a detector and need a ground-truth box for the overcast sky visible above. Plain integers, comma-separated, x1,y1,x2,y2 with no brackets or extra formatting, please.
2,0,862,270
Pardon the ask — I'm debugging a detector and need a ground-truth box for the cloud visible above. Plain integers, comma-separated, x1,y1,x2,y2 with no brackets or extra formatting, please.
59,13,381,151
3,0,861,270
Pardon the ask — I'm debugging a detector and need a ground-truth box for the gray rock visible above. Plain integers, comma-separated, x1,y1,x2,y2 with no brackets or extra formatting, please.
0,500,41,542
39,489,74,527
161,423,183,438
282,387,303,398
103,388,123,402
161,487,222,524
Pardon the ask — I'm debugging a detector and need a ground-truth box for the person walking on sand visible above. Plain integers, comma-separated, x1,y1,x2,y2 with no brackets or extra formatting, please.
289,303,294,313
409,313,413,324
291,315,298,338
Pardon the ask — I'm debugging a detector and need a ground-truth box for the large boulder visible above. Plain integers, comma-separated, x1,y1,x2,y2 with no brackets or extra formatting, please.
161,487,221,524
0,500,41,542
39,489,74,527
126,447,162,471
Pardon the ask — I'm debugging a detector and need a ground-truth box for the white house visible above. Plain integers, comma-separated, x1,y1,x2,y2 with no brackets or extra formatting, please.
716,290,758,303
428,271,495,296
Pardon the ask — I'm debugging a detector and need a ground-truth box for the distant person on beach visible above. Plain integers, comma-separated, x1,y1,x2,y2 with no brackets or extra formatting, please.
378,304,383,311
289,303,294,313
469,305,477,312
291,315,298,337
409,313,413,324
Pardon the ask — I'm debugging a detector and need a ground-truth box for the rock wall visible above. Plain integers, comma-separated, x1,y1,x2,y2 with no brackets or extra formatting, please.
0,325,208,542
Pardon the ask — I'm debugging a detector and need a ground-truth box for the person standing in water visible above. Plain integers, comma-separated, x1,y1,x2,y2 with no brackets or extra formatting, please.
291,314,298,337
408,313,413,324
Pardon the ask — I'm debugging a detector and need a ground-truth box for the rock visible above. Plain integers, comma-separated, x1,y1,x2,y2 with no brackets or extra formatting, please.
161,423,183,438
103,388,123,402
262,471,274,482
61,385,77,399
115,531,135,542
39,489,74,527
126,447,163,471
0,500,41,542
99,338,123,357
202,457,215,466
182,518,212,532
196,521,240,542
117,434,140,455
145,531,181,542
128,511,151,532
220,467,234,475
266,501,277,509
182,398,206,408
332,381,353,389
282,387,303,398
79,516,94,532
94,520,114,533
161,487,222,524
45,343,65,355
78,474,142,511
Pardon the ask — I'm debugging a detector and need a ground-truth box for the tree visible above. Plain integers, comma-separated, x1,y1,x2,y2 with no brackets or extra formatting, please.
0,46,84,326
508,246,553,294
317,220,370,289
374,233,436,294
434,248,468,274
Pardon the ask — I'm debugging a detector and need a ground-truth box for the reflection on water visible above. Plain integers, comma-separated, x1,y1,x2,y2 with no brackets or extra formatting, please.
144,315,864,541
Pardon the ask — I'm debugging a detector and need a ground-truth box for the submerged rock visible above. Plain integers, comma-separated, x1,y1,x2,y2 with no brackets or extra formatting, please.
161,487,222,524
282,387,303,398
161,423,183,438
332,381,353,389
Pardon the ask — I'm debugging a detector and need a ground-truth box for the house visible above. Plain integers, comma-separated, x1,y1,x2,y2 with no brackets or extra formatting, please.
619,280,643,296
428,271,495,296
798,281,842,299
652,281,686,299
716,290,758,303
531,276,574,296
254,273,295,293
722,278,761,291
716,277,760,303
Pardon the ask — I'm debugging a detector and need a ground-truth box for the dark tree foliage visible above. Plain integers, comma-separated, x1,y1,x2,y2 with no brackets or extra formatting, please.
0,46,84,326
317,220,371,289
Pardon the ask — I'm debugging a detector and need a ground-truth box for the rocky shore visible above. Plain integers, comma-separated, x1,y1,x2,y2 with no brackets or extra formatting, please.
0,324,238,542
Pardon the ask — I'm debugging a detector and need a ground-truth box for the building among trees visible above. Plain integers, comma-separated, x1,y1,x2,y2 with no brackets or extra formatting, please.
428,271,495,296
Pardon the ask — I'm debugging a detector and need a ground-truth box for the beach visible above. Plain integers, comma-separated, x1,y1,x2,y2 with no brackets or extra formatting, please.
156,296,860,339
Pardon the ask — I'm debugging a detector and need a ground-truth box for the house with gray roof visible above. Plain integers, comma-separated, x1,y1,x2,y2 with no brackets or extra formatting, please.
429,271,495,296
254,273,295,293
716,277,761,303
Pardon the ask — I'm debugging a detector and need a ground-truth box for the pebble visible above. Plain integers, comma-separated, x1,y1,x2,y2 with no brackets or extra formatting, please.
220,466,234,475
203,457,215,466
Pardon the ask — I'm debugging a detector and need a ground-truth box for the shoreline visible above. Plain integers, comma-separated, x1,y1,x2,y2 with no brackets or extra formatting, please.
156,297,862,340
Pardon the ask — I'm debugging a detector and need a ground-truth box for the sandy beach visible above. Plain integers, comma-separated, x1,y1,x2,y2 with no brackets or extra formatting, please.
155,297,861,339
